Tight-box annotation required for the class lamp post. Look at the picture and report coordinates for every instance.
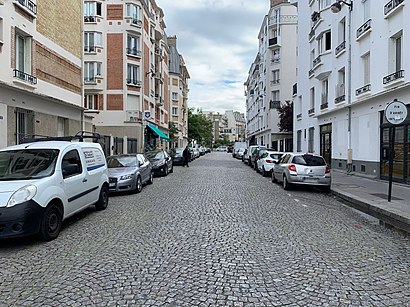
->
[331,0,353,172]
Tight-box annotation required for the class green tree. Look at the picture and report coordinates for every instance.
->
[188,108,213,146]
[168,121,179,147]
[277,100,293,132]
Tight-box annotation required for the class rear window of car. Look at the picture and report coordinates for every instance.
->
[292,155,326,166]
[270,153,282,160]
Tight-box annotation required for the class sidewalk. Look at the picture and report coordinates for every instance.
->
[330,170,410,234]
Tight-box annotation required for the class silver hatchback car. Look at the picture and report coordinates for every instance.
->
[271,153,331,191]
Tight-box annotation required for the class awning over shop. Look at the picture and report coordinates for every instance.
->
[147,122,170,142]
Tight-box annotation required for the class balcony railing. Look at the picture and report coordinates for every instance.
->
[14,69,37,84]
[321,93,328,109]
[335,95,345,104]
[269,15,297,26]
[271,58,280,64]
[84,16,97,23]
[320,103,328,110]
[356,19,371,39]
[16,0,37,15]
[269,100,281,109]
[384,0,404,15]
[335,41,346,56]
[308,108,315,115]
[268,37,279,48]
[356,84,371,96]
[131,18,142,26]
[308,69,315,78]
[126,48,142,57]
[84,76,97,83]
[383,70,404,84]
[308,29,315,41]
[270,79,280,85]
[296,113,302,120]
[126,110,142,122]
[313,55,321,67]
[127,79,141,86]
[84,45,96,53]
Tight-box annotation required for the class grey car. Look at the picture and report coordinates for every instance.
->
[271,153,331,191]
[107,154,153,193]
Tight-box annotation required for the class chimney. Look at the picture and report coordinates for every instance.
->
[167,35,177,47]
[270,0,287,7]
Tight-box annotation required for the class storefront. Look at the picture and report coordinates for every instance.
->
[145,122,170,151]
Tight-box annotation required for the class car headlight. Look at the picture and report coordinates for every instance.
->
[156,161,165,167]
[120,174,134,180]
[7,185,37,208]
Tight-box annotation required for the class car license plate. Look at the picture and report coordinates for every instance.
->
[109,183,115,188]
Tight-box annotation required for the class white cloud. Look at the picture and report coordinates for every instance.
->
[156,0,268,113]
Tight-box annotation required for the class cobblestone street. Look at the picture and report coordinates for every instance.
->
[0,152,409,306]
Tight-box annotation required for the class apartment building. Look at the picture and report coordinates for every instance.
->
[168,35,189,148]
[244,0,297,151]
[293,0,409,184]
[224,110,246,142]
[83,0,170,154]
[0,0,84,149]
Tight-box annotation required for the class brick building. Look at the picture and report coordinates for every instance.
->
[0,0,85,148]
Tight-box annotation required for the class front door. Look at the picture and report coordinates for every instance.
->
[320,124,332,166]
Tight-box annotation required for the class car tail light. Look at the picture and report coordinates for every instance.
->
[325,165,331,174]
[288,164,297,172]
[266,159,273,163]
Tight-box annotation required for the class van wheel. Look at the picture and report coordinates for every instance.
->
[135,176,142,193]
[148,172,154,184]
[95,185,109,210]
[283,176,292,190]
[39,203,63,241]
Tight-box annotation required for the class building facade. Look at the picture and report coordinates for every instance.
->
[224,110,246,142]
[83,0,170,154]
[168,36,189,148]
[0,0,85,149]
[245,0,297,151]
[293,0,410,184]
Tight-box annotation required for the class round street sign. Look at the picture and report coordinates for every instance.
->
[385,100,408,125]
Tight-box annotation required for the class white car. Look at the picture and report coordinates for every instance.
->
[0,140,109,241]
[216,146,227,152]
[256,151,283,176]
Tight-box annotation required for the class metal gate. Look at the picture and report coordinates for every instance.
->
[127,138,138,154]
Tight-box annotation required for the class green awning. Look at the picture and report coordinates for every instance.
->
[147,122,170,142]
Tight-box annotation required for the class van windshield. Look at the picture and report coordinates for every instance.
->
[0,149,59,181]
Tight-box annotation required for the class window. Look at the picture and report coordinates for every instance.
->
[362,52,370,85]
[16,108,34,144]
[172,92,178,101]
[84,32,102,52]
[310,49,315,67]
[336,68,345,98]
[321,79,329,106]
[363,0,370,22]
[84,62,101,82]
[172,107,178,116]
[126,3,141,19]
[272,70,280,83]
[318,30,331,53]
[127,35,140,56]
[0,17,3,45]
[338,18,346,44]
[319,0,332,9]
[271,90,279,101]
[394,35,402,72]
[84,2,102,17]
[62,150,82,179]
[308,127,315,153]
[127,64,140,85]
[310,87,315,110]
[15,33,32,74]
[84,94,99,110]
[297,130,302,152]
[272,50,280,62]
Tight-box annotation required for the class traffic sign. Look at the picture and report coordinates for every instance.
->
[385,99,407,125]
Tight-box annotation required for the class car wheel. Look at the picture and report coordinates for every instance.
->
[38,203,63,241]
[170,164,174,173]
[135,176,142,193]
[322,185,331,193]
[271,171,277,183]
[262,167,267,177]
[283,175,292,190]
[148,171,154,185]
[164,166,168,176]
[95,185,109,210]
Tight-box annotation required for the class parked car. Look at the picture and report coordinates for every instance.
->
[256,151,283,176]
[106,154,153,193]
[271,153,331,191]
[145,150,173,176]
[198,147,206,156]
[169,147,185,165]
[227,146,234,153]
[250,147,269,169]
[243,145,259,165]
[0,140,109,241]
[216,146,227,152]
[233,142,247,158]
[235,147,246,159]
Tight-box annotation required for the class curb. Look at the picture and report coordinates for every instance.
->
[331,189,410,235]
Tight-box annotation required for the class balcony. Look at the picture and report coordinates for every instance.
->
[335,95,345,104]
[308,108,315,115]
[14,0,37,16]
[308,69,315,78]
[270,79,280,86]
[269,15,297,26]
[84,76,97,84]
[127,79,141,87]
[84,16,97,23]
[335,41,346,56]
[269,100,281,109]
[84,45,96,53]
[296,113,302,120]
[268,37,281,49]
[125,110,142,122]
[14,69,37,85]
[126,48,142,57]
[292,83,297,96]
[156,98,164,107]
[356,19,371,40]
[312,55,321,68]
[384,0,404,16]
[383,70,404,84]
[356,84,371,96]
[131,18,142,27]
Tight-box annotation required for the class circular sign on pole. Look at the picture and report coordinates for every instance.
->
[385,99,408,125]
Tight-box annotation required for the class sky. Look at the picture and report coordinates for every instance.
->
[156,0,269,114]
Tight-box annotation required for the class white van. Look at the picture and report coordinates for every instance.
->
[0,141,109,241]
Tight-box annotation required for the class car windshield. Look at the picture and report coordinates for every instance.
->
[107,156,137,168]
[0,149,59,181]
[293,155,326,166]
[270,153,282,160]
[175,148,183,154]
[146,151,165,160]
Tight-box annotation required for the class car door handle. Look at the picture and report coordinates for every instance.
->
[82,178,88,183]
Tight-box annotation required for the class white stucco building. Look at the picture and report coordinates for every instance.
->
[245,0,297,151]
[292,0,409,184]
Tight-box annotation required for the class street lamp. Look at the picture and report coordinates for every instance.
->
[331,0,353,172]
